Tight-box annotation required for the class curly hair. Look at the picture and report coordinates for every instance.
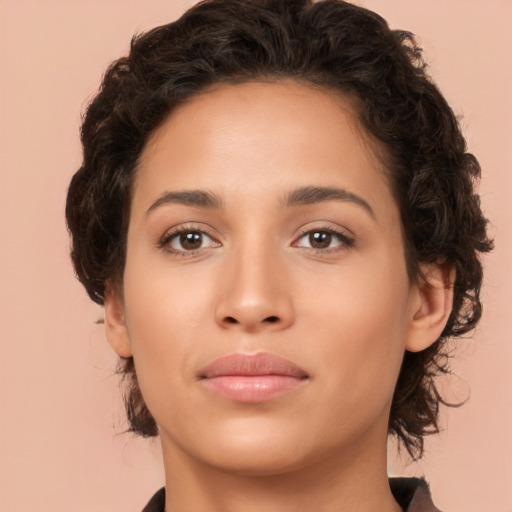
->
[65,0,493,459]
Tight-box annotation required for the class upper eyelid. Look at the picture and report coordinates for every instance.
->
[294,223,354,239]
[160,223,219,240]
[296,229,352,241]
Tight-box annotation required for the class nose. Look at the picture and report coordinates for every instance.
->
[214,243,295,333]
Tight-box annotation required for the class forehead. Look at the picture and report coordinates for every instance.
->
[143,80,379,161]
[135,80,396,221]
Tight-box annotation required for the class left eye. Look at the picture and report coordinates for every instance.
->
[294,230,349,250]
[166,230,219,252]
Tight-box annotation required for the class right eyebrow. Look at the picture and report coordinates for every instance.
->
[145,190,223,216]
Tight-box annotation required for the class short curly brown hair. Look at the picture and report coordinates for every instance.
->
[66,0,493,459]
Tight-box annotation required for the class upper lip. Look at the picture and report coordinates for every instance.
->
[199,353,309,379]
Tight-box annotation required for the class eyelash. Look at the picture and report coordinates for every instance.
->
[158,225,355,256]
[293,226,355,253]
[158,224,219,256]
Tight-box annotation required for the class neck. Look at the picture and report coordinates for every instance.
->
[160,431,402,512]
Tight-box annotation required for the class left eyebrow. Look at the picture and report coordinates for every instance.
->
[281,186,376,220]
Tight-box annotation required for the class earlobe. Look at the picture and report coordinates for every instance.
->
[405,263,455,353]
[104,281,133,358]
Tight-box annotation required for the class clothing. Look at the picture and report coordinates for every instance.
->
[142,477,441,512]
[389,478,442,512]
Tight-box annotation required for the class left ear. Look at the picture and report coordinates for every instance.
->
[405,263,455,353]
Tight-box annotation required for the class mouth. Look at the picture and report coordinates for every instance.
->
[198,353,309,403]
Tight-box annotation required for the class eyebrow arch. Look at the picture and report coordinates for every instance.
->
[282,186,376,220]
[146,189,223,215]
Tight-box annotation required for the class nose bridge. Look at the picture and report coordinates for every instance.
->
[215,232,294,331]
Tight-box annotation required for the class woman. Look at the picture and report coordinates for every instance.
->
[65,1,492,510]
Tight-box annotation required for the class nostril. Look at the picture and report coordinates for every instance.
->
[221,315,281,327]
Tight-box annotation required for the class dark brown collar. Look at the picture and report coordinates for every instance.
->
[390,478,442,512]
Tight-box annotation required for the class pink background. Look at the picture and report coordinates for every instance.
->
[0,1,510,511]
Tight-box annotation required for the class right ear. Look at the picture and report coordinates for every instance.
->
[104,281,132,358]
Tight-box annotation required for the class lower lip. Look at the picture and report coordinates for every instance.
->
[201,375,307,402]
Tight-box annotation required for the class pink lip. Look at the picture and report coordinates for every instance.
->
[199,353,309,403]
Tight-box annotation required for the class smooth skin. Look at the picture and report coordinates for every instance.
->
[104,81,454,512]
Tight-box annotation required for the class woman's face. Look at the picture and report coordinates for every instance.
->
[107,81,426,474]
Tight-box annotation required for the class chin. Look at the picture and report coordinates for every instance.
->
[162,414,317,476]
[206,444,311,477]
[175,414,348,477]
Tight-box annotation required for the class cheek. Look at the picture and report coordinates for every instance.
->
[299,254,411,407]
[121,255,214,399]
[124,244,213,332]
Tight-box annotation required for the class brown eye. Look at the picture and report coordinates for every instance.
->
[294,228,352,252]
[308,231,332,249]
[179,231,203,250]
[165,229,219,253]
